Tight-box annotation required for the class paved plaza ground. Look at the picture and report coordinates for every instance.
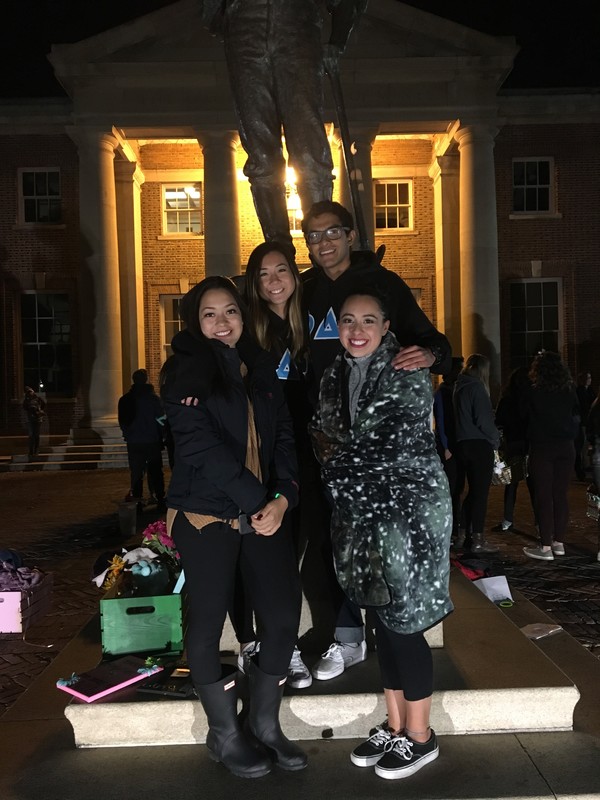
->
[1,466,599,715]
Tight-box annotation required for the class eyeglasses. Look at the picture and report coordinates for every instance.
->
[305,226,350,245]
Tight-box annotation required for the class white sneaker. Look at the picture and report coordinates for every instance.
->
[237,641,259,674]
[551,541,566,556]
[287,646,312,689]
[312,640,367,680]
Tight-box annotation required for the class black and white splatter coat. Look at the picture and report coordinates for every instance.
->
[310,332,453,635]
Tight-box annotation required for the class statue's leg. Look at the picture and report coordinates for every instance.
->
[276,55,334,215]
[225,46,292,247]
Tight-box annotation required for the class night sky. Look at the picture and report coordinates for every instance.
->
[2,0,598,98]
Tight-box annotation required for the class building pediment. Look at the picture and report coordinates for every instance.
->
[48,0,518,135]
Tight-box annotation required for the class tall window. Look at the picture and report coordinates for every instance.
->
[508,280,561,369]
[374,180,412,230]
[21,293,72,394]
[162,185,202,234]
[160,295,184,360]
[19,168,61,224]
[512,158,553,214]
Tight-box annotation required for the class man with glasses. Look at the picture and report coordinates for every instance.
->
[299,199,451,681]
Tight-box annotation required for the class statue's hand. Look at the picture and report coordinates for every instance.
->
[322,43,342,76]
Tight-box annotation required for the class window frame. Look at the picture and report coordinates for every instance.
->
[510,157,560,219]
[373,178,414,232]
[507,278,563,370]
[161,183,203,237]
[17,167,62,226]
[159,294,185,362]
[20,290,73,396]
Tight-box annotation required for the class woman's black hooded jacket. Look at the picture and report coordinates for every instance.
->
[161,328,299,518]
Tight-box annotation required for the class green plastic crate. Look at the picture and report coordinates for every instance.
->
[100,590,185,657]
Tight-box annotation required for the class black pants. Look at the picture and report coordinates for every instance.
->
[126,442,164,500]
[529,439,575,546]
[172,512,301,686]
[374,615,433,701]
[456,439,494,534]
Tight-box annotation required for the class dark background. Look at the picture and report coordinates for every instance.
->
[2,0,599,97]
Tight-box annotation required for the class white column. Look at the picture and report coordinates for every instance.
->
[115,160,146,383]
[197,131,241,276]
[68,128,123,435]
[429,153,461,354]
[455,124,501,383]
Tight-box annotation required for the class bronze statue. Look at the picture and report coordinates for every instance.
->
[202,1,367,249]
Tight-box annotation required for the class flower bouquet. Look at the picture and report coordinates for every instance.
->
[92,521,181,597]
[141,520,180,575]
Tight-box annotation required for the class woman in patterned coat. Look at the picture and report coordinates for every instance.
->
[310,287,452,781]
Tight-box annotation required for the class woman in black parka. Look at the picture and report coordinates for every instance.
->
[160,276,305,778]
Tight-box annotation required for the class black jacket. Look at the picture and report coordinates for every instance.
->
[301,249,451,398]
[162,329,299,518]
[522,385,580,443]
[118,383,164,444]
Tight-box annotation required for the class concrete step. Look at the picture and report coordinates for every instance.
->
[61,570,580,748]
[2,446,168,472]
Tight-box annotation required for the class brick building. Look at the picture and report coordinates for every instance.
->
[1,0,598,438]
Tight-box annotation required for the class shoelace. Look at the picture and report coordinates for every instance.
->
[384,736,413,761]
[289,648,306,671]
[367,728,393,747]
[320,642,343,661]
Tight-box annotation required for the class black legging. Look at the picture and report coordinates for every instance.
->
[529,439,575,546]
[373,615,433,701]
[456,439,494,534]
[172,512,301,686]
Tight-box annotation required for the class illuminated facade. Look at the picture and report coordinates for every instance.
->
[1,0,598,436]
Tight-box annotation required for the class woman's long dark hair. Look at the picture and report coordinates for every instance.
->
[529,351,572,391]
[244,241,307,359]
[160,276,251,400]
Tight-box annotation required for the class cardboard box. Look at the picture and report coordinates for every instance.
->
[0,572,53,633]
[100,588,186,657]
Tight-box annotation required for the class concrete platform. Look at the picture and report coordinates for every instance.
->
[34,571,580,747]
[3,573,600,799]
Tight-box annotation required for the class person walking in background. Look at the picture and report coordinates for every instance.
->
[310,288,452,780]
[452,354,500,554]
[575,370,595,480]
[492,366,536,533]
[118,369,166,513]
[522,352,580,561]
[22,386,46,458]
[160,276,306,778]
[433,357,464,543]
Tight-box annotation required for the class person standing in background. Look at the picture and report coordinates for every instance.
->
[575,371,595,480]
[22,386,46,458]
[452,354,500,554]
[522,351,580,561]
[492,366,536,533]
[433,357,464,544]
[118,369,166,513]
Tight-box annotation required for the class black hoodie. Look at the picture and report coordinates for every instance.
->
[301,249,451,401]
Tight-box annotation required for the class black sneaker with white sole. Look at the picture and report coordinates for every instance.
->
[350,727,395,767]
[374,730,439,780]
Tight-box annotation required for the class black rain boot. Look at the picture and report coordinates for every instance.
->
[247,659,308,771]
[196,665,271,778]
[470,532,499,554]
